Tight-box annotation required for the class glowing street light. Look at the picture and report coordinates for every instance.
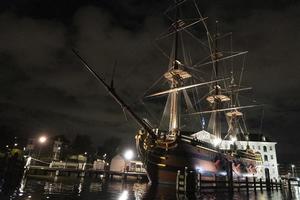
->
[124,150,134,160]
[39,136,47,144]
[38,136,47,159]
[291,164,295,177]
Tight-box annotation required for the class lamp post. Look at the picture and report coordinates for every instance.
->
[38,136,47,159]
[124,150,134,172]
[291,164,295,177]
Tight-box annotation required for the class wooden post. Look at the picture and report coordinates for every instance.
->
[214,174,217,188]
[237,177,240,192]
[288,179,292,193]
[197,173,201,191]
[275,179,278,191]
[184,167,187,192]
[279,179,283,190]
[227,161,233,193]
[260,178,263,192]
[176,170,180,191]
[270,179,273,191]
[253,177,256,193]
[246,177,249,194]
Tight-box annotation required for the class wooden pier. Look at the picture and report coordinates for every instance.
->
[25,165,148,181]
[175,167,299,194]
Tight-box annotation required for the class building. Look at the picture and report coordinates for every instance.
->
[219,134,279,180]
[110,154,146,173]
[52,139,62,160]
[278,162,299,178]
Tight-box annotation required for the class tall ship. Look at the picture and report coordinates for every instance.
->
[74,0,263,184]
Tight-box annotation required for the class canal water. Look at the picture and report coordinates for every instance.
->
[0,176,299,200]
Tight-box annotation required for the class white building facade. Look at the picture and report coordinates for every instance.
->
[219,139,279,180]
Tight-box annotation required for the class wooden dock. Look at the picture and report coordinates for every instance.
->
[176,168,298,193]
[25,165,148,181]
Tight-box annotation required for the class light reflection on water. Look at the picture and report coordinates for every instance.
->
[1,176,299,200]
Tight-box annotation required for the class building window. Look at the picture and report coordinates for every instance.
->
[263,146,267,152]
[264,155,268,161]
[270,146,273,151]
[252,145,255,149]
[271,155,274,160]
[258,146,261,150]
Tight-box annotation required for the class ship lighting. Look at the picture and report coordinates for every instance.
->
[195,166,203,173]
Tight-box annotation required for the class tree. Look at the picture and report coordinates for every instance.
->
[97,137,122,162]
[70,134,93,155]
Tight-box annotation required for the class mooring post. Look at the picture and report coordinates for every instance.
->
[275,179,278,191]
[288,179,292,193]
[197,173,201,191]
[176,170,180,191]
[279,179,282,190]
[246,177,249,194]
[253,177,256,193]
[270,179,273,191]
[260,178,263,192]
[227,161,233,193]
[237,177,240,192]
[214,174,217,188]
[184,167,187,192]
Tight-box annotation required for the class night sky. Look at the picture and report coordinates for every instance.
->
[0,0,299,162]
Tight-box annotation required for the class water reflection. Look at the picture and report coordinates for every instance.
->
[0,176,299,200]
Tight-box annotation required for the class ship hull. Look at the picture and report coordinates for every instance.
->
[136,133,259,184]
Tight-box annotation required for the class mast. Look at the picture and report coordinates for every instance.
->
[206,20,230,140]
[168,0,180,134]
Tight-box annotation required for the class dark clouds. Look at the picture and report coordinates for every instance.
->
[0,0,299,161]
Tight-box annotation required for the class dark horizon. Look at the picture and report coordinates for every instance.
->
[0,0,299,162]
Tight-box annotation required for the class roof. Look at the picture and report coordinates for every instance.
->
[248,133,273,142]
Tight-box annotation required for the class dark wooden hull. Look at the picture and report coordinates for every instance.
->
[136,133,259,184]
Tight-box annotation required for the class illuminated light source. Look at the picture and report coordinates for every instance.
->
[230,136,237,142]
[212,138,222,147]
[14,143,18,147]
[39,136,47,144]
[195,166,203,173]
[118,190,128,200]
[124,150,134,160]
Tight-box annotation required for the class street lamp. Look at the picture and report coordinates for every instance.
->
[123,150,134,173]
[291,164,295,177]
[39,136,47,144]
[38,136,47,159]
[124,150,134,160]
